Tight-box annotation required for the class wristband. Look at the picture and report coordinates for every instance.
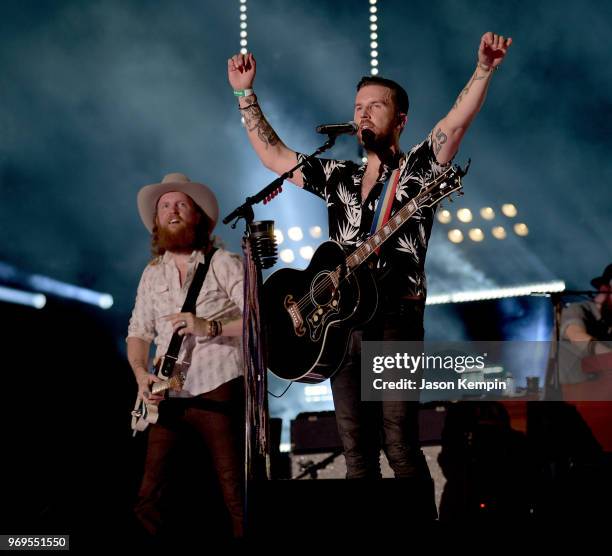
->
[233,88,254,97]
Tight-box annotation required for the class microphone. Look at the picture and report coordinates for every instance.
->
[316,121,358,136]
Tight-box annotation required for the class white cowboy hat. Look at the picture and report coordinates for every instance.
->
[137,173,219,233]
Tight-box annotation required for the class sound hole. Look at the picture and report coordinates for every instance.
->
[310,271,336,306]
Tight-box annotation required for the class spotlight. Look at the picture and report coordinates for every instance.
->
[492,226,506,240]
[501,203,517,217]
[480,207,495,220]
[288,226,303,241]
[514,223,529,236]
[448,229,464,243]
[437,209,451,224]
[457,208,473,223]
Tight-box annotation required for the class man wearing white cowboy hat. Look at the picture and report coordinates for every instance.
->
[127,173,245,540]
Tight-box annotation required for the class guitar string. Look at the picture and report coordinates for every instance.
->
[294,193,442,312]
[293,184,435,310]
[292,169,457,314]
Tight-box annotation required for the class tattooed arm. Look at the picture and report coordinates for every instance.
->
[227,52,303,187]
[431,32,512,164]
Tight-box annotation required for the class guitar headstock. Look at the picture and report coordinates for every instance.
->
[418,159,470,209]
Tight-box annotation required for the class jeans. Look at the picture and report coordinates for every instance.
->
[330,299,431,480]
[134,378,244,538]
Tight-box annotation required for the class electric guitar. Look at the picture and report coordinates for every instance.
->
[130,370,185,434]
[262,161,468,383]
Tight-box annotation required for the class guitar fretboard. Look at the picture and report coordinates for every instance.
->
[329,164,461,284]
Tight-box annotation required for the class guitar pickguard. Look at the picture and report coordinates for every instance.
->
[305,290,341,342]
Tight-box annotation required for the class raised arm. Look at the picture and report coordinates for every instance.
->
[227,52,303,187]
[432,32,512,164]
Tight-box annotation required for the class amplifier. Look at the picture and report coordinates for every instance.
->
[290,411,341,454]
[290,404,447,453]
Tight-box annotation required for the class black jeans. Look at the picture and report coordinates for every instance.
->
[330,299,431,480]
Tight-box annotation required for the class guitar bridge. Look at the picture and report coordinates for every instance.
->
[284,295,305,337]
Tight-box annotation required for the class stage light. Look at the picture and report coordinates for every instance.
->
[28,275,114,309]
[288,226,303,241]
[304,384,333,403]
[309,226,322,238]
[514,223,529,236]
[448,229,464,243]
[279,249,295,263]
[0,285,46,309]
[468,228,484,242]
[426,280,566,305]
[457,208,473,223]
[274,229,284,245]
[299,246,314,260]
[480,207,495,220]
[437,209,451,224]
[492,226,507,239]
[239,1,248,54]
[501,203,517,217]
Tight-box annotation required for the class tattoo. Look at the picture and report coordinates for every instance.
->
[433,127,447,155]
[452,70,486,110]
[241,101,280,149]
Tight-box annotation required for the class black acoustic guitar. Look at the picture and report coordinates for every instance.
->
[263,161,468,383]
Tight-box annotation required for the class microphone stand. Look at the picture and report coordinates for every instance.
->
[223,135,337,228]
[222,135,338,531]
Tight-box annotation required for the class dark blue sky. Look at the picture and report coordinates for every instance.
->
[1,0,611,333]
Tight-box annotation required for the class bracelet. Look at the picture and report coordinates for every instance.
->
[476,61,498,72]
[207,320,222,337]
[233,88,254,97]
[239,102,259,111]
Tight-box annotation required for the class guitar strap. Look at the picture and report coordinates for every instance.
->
[131,248,217,434]
[369,157,404,254]
[156,247,217,379]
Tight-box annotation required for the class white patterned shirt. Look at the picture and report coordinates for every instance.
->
[127,248,244,396]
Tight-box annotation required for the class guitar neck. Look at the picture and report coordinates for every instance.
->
[338,165,457,278]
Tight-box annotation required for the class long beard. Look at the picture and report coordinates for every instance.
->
[157,223,197,253]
